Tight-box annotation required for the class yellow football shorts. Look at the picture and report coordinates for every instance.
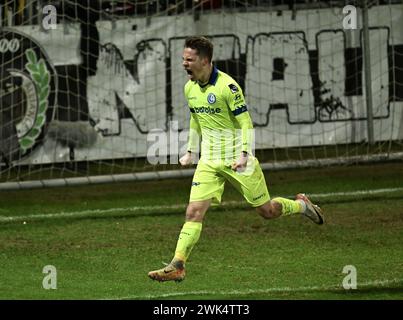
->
[189,156,270,207]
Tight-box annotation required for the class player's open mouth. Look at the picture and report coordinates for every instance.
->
[185,69,193,75]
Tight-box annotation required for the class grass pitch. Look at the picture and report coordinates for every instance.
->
[0,162,402,299]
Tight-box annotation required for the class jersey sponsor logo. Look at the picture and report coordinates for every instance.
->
[192,181,201,186]
[190,106,221,114]
[228,83,239,93]
[207,93,216,104]
[234,94,242,101]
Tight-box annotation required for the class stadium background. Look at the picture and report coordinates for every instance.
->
[0,0,402,300]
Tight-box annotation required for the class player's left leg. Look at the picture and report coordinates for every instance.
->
[222,156,323,223]
[256,197,302,219]
[255,200,282,219]
[256,195,324,224]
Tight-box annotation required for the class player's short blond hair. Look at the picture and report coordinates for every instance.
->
[184,36,213,62]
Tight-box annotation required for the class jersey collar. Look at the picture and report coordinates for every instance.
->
[198,65,218,88]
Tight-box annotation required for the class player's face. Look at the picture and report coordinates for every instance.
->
[182,47,208,82]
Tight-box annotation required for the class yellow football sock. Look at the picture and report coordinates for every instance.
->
[272,197,302,216]
[174,221,202,263]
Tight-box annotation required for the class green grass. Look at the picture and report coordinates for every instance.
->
[0,162,402,299]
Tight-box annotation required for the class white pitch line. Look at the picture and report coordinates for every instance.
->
[105,278,403,300]
[309,187,403,198]
[1,187,403,223]
[0,204,186,223]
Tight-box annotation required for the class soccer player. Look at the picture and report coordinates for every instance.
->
[148,36,324,282]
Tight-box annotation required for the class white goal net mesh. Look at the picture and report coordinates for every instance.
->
[1,0,402,189]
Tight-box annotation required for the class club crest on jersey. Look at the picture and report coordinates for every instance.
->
[207,93,216,104]
[228,84,239,93]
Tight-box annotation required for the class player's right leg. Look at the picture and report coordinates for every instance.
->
[148,200,210,282]
[150,200,209,282]
[148,160,224,282]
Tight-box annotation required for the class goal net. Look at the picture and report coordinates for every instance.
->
[1,0,402,189]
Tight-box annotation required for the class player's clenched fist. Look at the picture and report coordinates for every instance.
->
[231,152,248,172]
[179,151,193,166]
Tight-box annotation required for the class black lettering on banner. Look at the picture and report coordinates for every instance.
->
[272,57,286,80]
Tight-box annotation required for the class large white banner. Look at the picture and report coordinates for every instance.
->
[2,5,402,165]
